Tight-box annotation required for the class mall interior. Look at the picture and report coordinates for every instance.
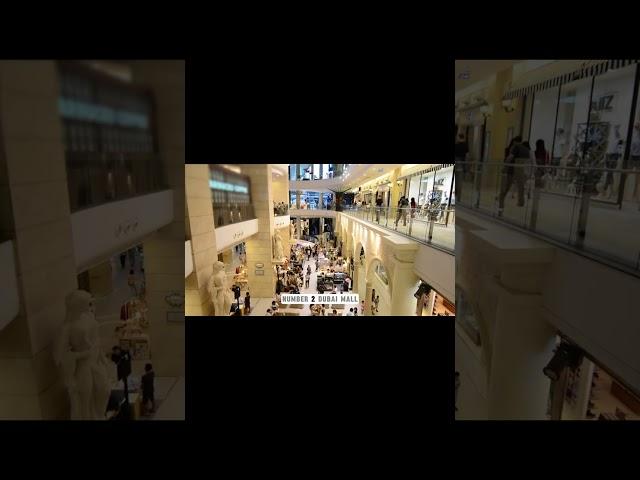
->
[455,59,640,420]
[185,163,455,318]
[0,60,185,420]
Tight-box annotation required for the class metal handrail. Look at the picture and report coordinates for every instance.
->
[455,159,640,271]
[341,205,455,251]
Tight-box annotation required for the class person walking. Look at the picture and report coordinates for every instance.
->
[374,295,380,313]
[499,136,529,213]
[410,197,417,218]
[142,363,156,415]
[244,291,251,315]
[305,272,310,288]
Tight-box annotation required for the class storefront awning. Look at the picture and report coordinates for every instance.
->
[503,60,640,100]
[398,164,454,181]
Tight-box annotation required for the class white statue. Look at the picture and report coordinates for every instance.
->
[273,230,284,260]
[209,261,234,316]
[290,221,295,239]
[53,290,113,420]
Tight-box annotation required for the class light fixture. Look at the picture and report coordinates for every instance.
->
[543,342,583,381]
[502,98,517,113]
[480,104,493,119]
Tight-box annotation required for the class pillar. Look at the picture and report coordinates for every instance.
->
[0,60,77,419]
[389,262,420,317]
[487,283,556,420]
[242,164,277,298]
[363,281,373,316]
[185,164,216,317]
[131,60,185,378]
[389,168,401,208]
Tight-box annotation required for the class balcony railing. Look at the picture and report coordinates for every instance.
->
[342,205,455,252]
[456,159,640,271]
[290,204,337,211]
[66,152,167,212]
[212,203,256,228]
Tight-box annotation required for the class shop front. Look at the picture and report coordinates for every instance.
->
[507,60,640,206]
[546,336,640,421]
[415,281,455,317]
[402,164,455,213]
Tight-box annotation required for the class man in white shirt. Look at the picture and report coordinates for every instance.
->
[343,308,355,316]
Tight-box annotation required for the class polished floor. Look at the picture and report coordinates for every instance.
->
[93,253,185,420]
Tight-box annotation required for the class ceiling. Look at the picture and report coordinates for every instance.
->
[455,60,521,92]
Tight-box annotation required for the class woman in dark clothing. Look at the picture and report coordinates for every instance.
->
[244,292,251,314]
[534,139,549,187]
[142,363,155,415]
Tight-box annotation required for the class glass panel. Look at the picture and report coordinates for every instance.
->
[583,63,638,265]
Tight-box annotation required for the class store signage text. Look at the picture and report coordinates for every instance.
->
[591,94,615,112]
[233,231,244,240]
[115,219,139,238]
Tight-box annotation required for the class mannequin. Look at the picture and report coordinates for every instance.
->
[53,290,113,420]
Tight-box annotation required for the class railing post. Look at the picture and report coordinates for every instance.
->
[428,215,435,243]
[574,169,595,249]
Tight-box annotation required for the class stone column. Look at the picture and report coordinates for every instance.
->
[389,262,420,317]
[487,282,556,420]
[363,281,373,316]
[0,60,78,419]
[242,164,276,298]
[185,164,216,317]
[131,60,185,378]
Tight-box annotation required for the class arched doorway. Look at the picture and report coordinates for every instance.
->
[365,258,391,316]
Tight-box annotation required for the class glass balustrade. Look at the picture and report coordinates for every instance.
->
[341,204,455,252]
[212,203,256,228]
[66,151,167,212]
[456,159,640,271]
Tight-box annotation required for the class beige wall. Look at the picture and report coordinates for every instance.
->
[272,172,289,204]
[185,165,217,317]
[242,164,277,298]
[0,60,76,419]
[337,213,420,316]
[131,61,185,377]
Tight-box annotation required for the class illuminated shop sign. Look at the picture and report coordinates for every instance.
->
[58,98,149,129]
[209,179,249,194]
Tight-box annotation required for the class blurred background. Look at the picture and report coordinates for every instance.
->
[0,60,184,420]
